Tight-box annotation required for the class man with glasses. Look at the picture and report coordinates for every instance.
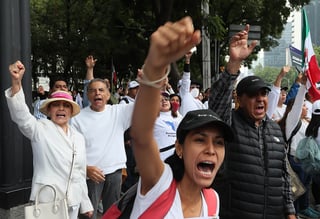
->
[72,78,134,219]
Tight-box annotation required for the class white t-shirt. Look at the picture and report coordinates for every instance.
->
[71,103,134,174]
[130,164,220,219]
[154,111,182,161]
[273,104,287,121]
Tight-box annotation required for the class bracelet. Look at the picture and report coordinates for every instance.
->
[138,65,171,89]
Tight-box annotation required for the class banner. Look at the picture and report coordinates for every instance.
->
[289,45,302,69]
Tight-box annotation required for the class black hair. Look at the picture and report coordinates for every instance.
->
[165,150,184,182]
[169,93,182,106]
[305,114,320,138]
[49,75,68,89]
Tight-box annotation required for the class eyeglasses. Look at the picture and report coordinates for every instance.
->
[160,97,169,102]
[245,89,269,98]
[88,88,107,93]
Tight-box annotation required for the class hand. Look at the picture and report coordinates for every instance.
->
[227,24,257,73]
[87,166,105,183]
[143,16,201,81]
[9,60,25,95]
[301,73,307,85]
[279,66,291,78]
[85,55,97,69]
[9,60,25,81]
[274,66,291,87]
[287,214,297,219]
[83,211,93,218]
[295,73,303,84]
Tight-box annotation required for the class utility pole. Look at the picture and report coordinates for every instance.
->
[201,0,211,90]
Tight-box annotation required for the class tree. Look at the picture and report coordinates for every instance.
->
[30,0,311,91]
[254,64,299,88]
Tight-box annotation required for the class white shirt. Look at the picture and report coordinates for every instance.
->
[273,104,287,121]
[119,95,135,104]
[286,85,308,156]
[154,111,182,160]
[71,103,134,174]
[179,72,206,116]
[130,164,220,219]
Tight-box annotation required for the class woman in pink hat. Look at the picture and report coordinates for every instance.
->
[5,61,93,219]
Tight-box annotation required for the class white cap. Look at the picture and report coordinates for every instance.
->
[312,100,320,115]
[128,81,139,89]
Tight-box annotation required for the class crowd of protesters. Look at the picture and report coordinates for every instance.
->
[6,16,320,219]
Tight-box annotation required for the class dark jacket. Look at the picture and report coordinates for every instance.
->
[209,71,295,219]
[214,109,287,219]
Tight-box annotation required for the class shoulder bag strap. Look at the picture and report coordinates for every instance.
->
[66,142,76,198]
[287,120,302,155]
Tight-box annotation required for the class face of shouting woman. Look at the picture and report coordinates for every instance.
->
[176,126,226,188]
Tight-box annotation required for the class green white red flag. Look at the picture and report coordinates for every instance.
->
[302,9,320,101]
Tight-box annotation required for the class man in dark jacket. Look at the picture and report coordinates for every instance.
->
[209,25,296,219]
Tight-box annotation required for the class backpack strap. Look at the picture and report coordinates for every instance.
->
[159,144,175,153]
[202,188,218,216]
[102,183,138,219]
[139,180,177,219]
[121,97,129,104]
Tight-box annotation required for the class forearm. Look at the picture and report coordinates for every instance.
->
[11,79,22,96]
[266,85,280,118]
[132,65,166,140]
[226,59,241,75]
[85,68,94,80]
[209,70,239,125]
[285,85,307,138]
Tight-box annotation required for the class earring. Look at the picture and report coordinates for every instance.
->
[178,154,182,159]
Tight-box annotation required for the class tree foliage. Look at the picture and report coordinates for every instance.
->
[253,65,298,88]
[253,44,320,88]
[30,0,310,91]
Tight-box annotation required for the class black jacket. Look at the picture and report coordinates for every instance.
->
[214,109,288,219]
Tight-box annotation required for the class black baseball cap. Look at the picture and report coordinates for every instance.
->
[176,109,234,144]
[236,76,271,96]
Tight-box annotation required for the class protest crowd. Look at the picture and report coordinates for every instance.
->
[5,13,320,219]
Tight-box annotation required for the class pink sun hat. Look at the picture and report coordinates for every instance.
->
[40,91,80,117]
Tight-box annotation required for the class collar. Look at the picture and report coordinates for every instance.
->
[236,108,267,128]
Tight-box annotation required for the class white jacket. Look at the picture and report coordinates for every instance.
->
[5,88,93,214]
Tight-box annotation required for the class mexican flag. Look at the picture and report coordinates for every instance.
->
[302,9,320,101]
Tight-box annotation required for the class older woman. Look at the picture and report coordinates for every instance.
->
[5,61,93,219]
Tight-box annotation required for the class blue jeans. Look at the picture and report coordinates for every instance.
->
[288,155,312,212]
[79,169,122,219]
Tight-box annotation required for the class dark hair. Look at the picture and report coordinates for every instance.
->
[305,114,320,138]
[169,94,181,106]
[49,75,68,90]
[169,93,181,118]
[165,150,184,182]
